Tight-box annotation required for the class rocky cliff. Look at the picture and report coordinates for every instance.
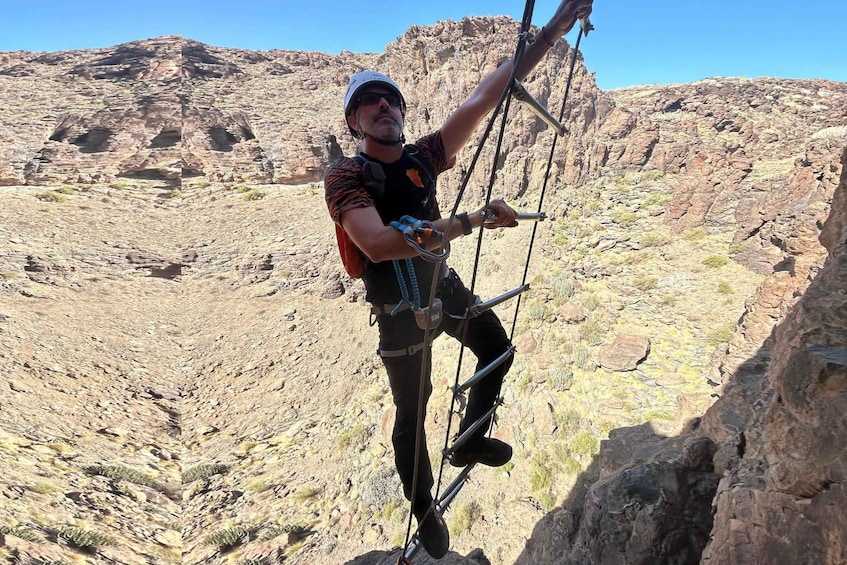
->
[513,146,847,564]
[0,17,845,565]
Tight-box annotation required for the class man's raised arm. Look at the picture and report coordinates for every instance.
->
[440,0,593,161]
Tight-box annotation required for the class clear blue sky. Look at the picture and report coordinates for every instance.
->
[1,0,844,90]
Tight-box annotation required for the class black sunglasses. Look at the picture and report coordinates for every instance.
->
[356,91,403,109]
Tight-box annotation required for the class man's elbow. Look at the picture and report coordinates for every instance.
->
[361,234,408,263]
[362,246,391,264]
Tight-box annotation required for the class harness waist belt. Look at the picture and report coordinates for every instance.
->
[378,342,426,358]
[370,302,412,316]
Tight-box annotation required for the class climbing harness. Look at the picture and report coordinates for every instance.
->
[393,2,595,561]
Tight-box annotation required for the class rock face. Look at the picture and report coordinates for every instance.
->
[524,434,719,565]
[0,20,845,565]
[605,80,847,284]
[515,147,847,565]
[700,147,847,564]
[0,22,604,190]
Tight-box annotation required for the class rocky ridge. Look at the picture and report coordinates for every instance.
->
[0,18,845,565]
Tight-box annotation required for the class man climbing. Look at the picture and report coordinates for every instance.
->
[324,0,593,558]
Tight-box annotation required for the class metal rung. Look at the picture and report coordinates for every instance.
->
[402,536,422,561]
[515,211,546,222]
[452,347,515,395]
[512,80,567,136]
[443,400,503,458]
[403,464,477,562]
[468,285,529,318]
[483,210,546,224]
[438,463,475,509]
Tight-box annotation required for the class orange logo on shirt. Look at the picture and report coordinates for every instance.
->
[407,168,424,188]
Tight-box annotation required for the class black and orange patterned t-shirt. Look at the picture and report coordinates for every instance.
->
[324,131,455,306]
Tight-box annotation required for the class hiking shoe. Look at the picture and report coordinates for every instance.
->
[415,504,449,559]
[449,437,513,468]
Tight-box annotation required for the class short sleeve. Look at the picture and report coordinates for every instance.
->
[413,131,456,176]
[324,156,374,225]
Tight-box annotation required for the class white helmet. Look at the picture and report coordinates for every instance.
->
[343,70,406,138]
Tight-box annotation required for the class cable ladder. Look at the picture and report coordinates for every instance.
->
[396,3,593,561]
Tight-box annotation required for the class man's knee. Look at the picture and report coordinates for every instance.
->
[394,407,417,429]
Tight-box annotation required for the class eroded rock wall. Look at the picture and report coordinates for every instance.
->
[0,21,605,189]
[701,147,847,565]
[515,148,846,565]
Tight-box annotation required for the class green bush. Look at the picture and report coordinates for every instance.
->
[245,480,271,493]
[660,293,678,306]
[451,501,482,535]
[580,292,601,311]
[86,464,156,486]
[707,324,735,347]
[643,409,675,421]
[529,457,553,491]
[260,522,309,541]
[293,486,321,500]
[633,275,658,292]
[554,407,581,436]
[683,228,706,242]
[183,462,229,483]
[525,299,548,322]
[702,255,728,268]
[204,525,253,549]
[562,456,582,474]
[717,281,733,294]
[611,210,638,226]
[0,524,44,542]
[337,423,369,449]
[642,191,670,207]
[549,366,574,392]
[569,429,599,456]
[728,242,746,254]
[36,191,67,203]
[29,482,63,495]
[571,343,593,369]
[551,274,575,299]
[578,318,605,346]
[58,526,114,550]
[640,233,666,247]
[241,189,265,201]
[377,499,402,523]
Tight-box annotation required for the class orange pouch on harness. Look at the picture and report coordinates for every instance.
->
[335,223,366,278]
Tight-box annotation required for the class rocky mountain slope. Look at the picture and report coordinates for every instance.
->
[1,18,845,565]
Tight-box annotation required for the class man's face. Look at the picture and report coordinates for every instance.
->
[348,87,404,142]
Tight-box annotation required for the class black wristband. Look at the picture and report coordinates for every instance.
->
[457,212,473,235]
